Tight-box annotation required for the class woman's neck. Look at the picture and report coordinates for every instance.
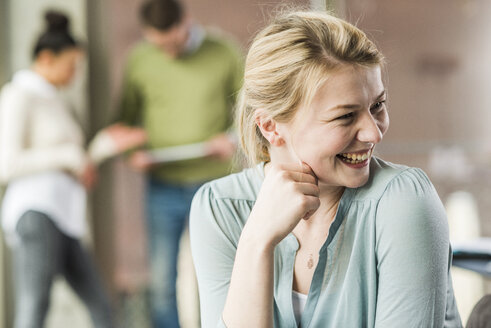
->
[302,185,344,228]
[32,63,57,87]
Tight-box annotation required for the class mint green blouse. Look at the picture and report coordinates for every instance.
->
[190,157,462,328]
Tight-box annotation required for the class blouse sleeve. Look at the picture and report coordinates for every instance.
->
[190,184,242,328]
[87,130,118,165]
[0,88,86,183]
[374,168,462,327]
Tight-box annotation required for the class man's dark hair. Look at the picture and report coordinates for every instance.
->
[140,0,183,31]
[33,10,78,59]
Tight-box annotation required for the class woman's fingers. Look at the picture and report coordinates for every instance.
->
[299,195,321,220]
[287,171,317,184]
[249,161,321,245]
[275,162,313,174]
[293,181,320,197]
[272,163,317,184]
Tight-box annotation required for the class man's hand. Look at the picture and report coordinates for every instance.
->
[205,133,237,161]
[128,150,154,172]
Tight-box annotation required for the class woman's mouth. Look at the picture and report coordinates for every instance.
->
[336,148,373,166]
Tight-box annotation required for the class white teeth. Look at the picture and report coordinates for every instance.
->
[339,149,372,163]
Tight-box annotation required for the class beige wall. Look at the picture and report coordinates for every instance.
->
[339,0,491,169]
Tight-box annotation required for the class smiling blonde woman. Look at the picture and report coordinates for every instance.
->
[190,10,462,328]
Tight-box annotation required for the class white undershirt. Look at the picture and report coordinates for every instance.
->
[292,290,308,325]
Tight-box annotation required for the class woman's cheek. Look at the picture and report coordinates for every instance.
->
[379,112,390,135]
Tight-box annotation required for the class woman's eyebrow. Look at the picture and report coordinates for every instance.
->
[327,103,361,112]
[326,90,387,112]
[374,90,387,101]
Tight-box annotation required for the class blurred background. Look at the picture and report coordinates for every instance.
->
[0,0,490,327]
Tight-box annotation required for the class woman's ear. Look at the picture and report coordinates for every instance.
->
[255,109,285,147]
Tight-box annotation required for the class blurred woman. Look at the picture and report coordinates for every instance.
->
[0,10,145,328]
[190,10,462,327]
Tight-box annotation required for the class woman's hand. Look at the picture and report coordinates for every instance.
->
[79,161,98,190]
[104,123,147,152]
[246,162,320,247]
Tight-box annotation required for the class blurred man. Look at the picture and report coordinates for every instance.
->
[118,0,242,326]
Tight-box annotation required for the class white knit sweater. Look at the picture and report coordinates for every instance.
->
[0,70,117,244]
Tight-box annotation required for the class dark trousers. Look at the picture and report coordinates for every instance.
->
[145,178,202,328]
[12,210,113,328]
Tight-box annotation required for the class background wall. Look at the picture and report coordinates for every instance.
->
[341,0,491,169]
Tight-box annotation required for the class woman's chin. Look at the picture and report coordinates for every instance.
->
[316,173,370,190]
[345,174,371,189]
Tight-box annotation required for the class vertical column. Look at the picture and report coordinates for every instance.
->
[0,4,12,328]
[86,0,119,295]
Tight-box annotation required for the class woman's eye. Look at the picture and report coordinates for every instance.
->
[371,101,386,112]
[336,112,354,120]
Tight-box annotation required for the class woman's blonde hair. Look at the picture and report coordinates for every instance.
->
[237,10,384,165]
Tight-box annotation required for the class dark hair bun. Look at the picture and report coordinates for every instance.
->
[32,10,77,58]
[45,10,69,33]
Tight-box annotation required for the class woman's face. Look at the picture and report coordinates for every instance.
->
[49,47,82,86]
[278,64,389,189]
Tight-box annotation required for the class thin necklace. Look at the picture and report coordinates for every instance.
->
[307,253,314,269]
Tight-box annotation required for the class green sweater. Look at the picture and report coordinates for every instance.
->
[119,34,243,184]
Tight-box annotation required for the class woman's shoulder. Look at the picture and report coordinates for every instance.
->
[0,82,37,114]
[1,81,32,99]
[368,158,449,256]
[190,164,264,246]
[199,163,264,203]
[355,157,435,202]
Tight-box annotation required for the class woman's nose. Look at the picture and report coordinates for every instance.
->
[357,113,383,144]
